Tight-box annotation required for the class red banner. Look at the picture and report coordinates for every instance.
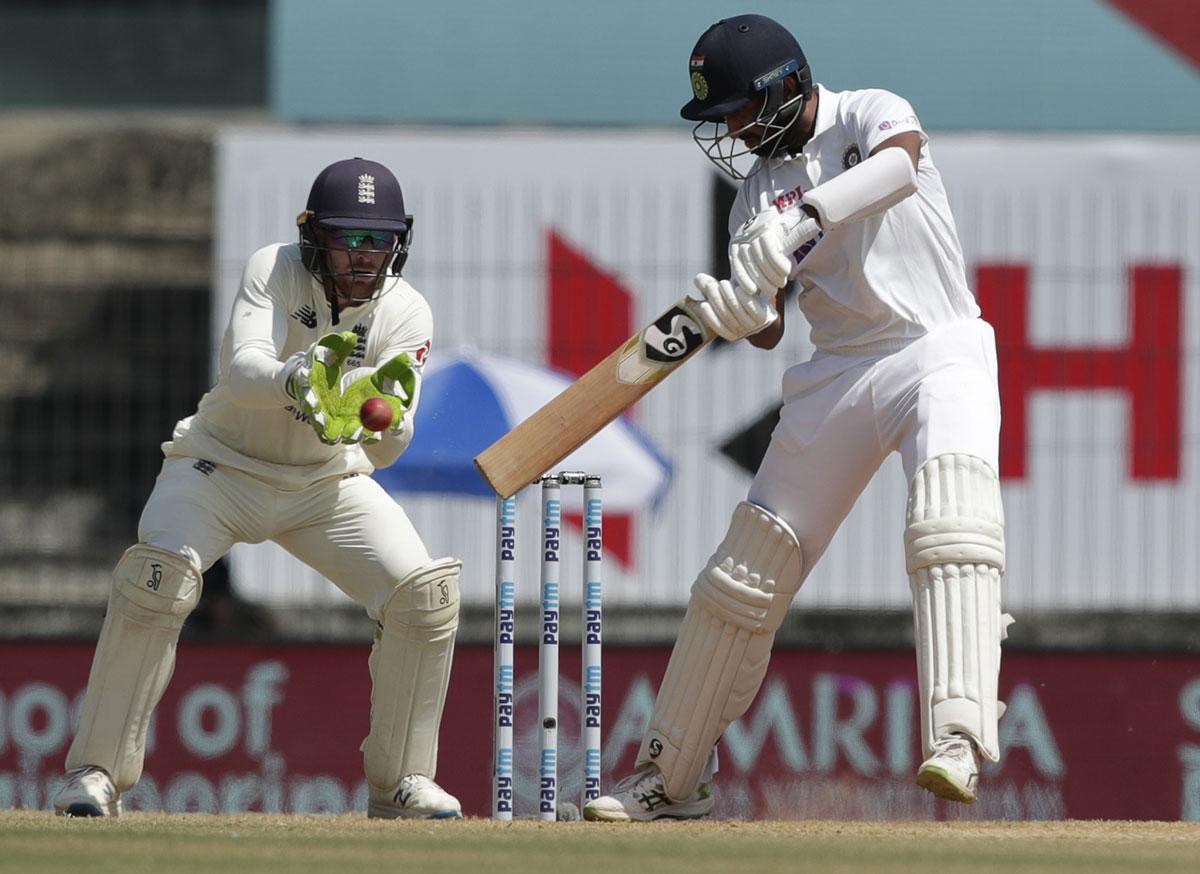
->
[2,642,1198,820]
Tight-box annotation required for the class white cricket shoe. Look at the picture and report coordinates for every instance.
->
[367,774,462,820]
[916,733,980,803]
[54,766,121,817]
[583,765,714,822]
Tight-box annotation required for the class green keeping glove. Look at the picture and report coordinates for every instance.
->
[338,353,417,445]
[296,331,364,445]
[296,331,417,445]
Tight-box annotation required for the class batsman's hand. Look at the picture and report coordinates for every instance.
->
[692,272,778,342]
[729,207,821,295]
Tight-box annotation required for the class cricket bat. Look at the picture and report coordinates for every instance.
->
[473,295,718,498]
[475,220,814,498]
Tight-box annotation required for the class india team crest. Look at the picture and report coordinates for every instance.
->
[690,55,708,101]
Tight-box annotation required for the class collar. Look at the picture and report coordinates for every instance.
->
[318,274,391,326]
[764,85,836,171]
[808,84,838,144]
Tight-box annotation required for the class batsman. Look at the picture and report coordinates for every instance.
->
[586,15,1011,820]
[54,158,464,819]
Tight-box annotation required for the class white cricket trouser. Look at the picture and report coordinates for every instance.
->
[749,318,1001,579]
[140,457,431,617]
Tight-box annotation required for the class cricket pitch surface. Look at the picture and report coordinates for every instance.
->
[3,812,1198,873]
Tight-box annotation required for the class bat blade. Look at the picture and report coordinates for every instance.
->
[474,297,713,497]
[476,219,809,497]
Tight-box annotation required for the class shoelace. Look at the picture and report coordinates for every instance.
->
[933,738,976,766]
[612,767,661,793]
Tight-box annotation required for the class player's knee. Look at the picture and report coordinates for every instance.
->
[111,544,204,627]
[904,454,1004,573]
[381,557,461,634]
[690,501,803,635]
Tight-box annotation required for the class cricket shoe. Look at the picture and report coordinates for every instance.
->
[367,774,462,820]
[916,733,980,803]
[583,765,714,822]
[54,766,121,817]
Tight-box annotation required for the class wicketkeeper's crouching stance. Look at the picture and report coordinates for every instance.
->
[55,158,464,820]
[586,16,1012,821]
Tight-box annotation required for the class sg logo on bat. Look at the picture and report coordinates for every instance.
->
[616,300,709,385]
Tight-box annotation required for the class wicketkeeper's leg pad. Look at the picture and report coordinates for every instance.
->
[907,454,1013,762]
[637,502,803,800]
[66,544,203,791]
[362,557,461,795]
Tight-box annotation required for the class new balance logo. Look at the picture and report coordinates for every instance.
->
[193,460,216,476]
[291,305,318,329]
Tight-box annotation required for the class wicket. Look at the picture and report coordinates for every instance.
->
[493,472,603,821]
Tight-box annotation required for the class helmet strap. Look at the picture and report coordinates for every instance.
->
[329,289,341,326]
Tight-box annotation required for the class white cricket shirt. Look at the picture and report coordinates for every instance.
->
[165,243,433,490]
[731,84,979,353]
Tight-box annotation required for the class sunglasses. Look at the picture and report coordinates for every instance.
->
[329,228,398,250]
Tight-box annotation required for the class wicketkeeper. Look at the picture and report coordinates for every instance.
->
[587,15,1011,820]
[54,158,464,819]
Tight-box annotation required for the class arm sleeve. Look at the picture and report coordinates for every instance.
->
[226,247,295,409]
[361,296,435,470]
[850,89,926,156]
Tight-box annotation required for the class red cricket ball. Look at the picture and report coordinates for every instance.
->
[359,397,394,432]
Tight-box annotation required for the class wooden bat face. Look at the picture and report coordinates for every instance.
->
[475,297,714,498]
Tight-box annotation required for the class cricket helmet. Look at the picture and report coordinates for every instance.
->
[297,157,414,280]
[681,15,813,178]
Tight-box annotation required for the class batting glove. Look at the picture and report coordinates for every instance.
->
[691,272,778,342]
[729,208,821,295]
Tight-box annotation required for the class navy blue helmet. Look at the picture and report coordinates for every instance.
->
[682,15,813,178]
[296,158,414,321]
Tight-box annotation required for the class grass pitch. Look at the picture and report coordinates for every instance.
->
[2,813,1198,874]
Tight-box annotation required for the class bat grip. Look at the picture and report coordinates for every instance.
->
[685,211,820,304]
[780,211,821,250]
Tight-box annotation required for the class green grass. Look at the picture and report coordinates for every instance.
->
[2,813,1198,874]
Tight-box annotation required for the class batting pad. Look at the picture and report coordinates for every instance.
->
[66,545,203,791]
[906,454,1011,762]
[362,557,461,795]
[638,502,803,800]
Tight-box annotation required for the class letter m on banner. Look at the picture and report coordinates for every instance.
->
[977,264,1183,481]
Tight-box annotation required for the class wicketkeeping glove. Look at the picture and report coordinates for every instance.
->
[337,355,417,445]
[284,331,416,445]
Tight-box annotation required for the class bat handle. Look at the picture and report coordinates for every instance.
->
[781,210,821,249]
[687,211,819,303]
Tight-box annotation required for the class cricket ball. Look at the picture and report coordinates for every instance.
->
[359,397,394,432]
